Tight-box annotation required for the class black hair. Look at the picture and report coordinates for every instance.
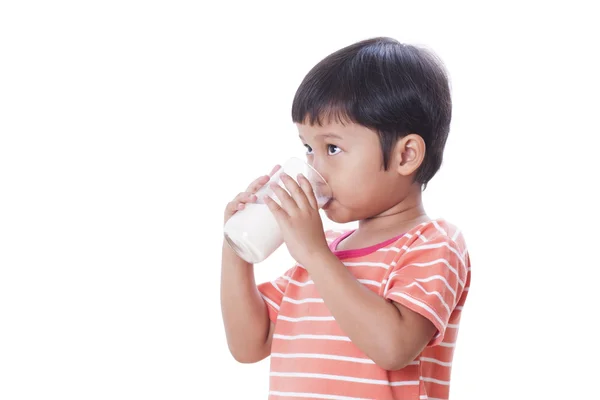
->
[291,37,452,188]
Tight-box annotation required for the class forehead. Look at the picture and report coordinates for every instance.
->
[296,121,375,141]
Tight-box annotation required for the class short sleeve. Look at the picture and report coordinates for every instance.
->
[257,267,295,323]
[383,235,469,346]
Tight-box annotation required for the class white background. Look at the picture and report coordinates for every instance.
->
[1,1,599,399]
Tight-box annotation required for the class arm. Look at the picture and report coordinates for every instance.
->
[304,251,436,371]
[220,241,275,363]
[263,174,457,370]
[220,168,280,363]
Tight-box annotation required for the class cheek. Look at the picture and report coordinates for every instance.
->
[332,169,380,207]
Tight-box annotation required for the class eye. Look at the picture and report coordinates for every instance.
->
[304,144,313,155]
[328,144,341,155]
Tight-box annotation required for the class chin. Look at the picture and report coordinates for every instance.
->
[323,207,353,224]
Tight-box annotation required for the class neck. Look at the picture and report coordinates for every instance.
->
[358,185,430,237]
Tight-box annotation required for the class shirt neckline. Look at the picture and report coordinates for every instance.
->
[329,230,405,260]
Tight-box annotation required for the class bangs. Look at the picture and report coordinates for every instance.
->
[291,69,360,127]
[290,40,413,135]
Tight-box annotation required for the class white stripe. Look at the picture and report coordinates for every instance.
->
[390,380,420,386]
[387,292,445,328]
[432,220,448,236]
[383,262,463,296]
[439,341,455,348]
[343,261,391,269]
[283,276,314,286]
[271,353,374,364]
[447,323,459,329]
[413,230,428,242]
[277,315,334,322]
[358,279,381,287]
[452,228,461,241]
[269,391,369,400]
[404,282,451,314]
[284,276,384,289]
[407,242,466,270]
[271,281,284,295]
[421,376,450,386]
[404,233,413,238]
[377,246,401,253]
[261,294,280,311]
[420,357,452,367]
[283,296,323,304]
[273,334,351,341]
[403,258,465,287]
[415,275,456,297]
[271,372,418,387]
[456,305,463,310]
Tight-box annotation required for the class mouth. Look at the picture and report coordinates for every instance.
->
[322,198,333,210]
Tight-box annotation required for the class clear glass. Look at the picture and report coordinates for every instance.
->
[223,157,332,264]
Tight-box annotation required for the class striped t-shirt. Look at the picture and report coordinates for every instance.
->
[257,219,471,400]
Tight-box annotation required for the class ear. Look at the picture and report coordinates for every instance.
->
[393,134,426,177]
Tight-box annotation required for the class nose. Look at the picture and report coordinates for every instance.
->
[308,158,330,190]
[308,157,327,182]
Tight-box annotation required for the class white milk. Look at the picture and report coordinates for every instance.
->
[223,203,283,264]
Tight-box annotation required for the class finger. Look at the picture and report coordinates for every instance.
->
[264,194,287,220]
[269,164,281,177]
[280,173,310,210]
[234,192,257,204]
[246,175,270,193]
[225,201,240,216]
[270,181,297,212]
[227,192,256,214]
[297,174,318,210]
[227,192,247,212]
[246,165,282,193]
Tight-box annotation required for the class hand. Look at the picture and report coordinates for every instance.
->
[264,173,331,267]
[224,165,280,225]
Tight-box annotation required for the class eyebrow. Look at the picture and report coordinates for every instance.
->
[299,133,344,141]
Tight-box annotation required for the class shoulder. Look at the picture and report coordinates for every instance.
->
[395,219,470,270]
[404,218,467,249]
[391,219,471,282]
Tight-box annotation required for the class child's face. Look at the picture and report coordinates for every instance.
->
[298,120,411,223]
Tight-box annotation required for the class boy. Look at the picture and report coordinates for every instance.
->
[221,37,471,400]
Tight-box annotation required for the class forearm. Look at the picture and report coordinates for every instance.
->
[305,251,413,370]
[220,241,271,362]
